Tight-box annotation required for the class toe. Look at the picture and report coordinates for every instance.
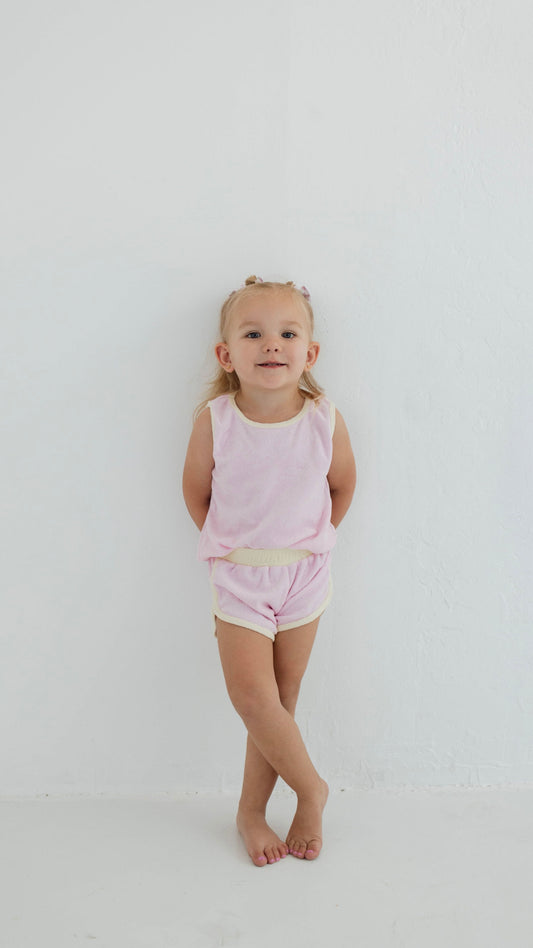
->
[289,838,306,859]
[304,838,321,860]
[252,851,268,867]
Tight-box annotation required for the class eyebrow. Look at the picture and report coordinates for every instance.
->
[238,320,304,329]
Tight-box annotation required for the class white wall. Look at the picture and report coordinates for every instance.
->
[2,0,532,795]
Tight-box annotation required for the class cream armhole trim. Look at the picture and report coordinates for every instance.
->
[329,399,336,436]
[207,400,216,440]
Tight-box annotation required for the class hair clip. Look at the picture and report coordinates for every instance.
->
[285,280,311,300]
[228,278,310,300]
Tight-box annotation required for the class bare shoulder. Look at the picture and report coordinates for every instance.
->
[331,405,350,439]
[328,405,356,490]
[329,403,352,450]
[184,406,214,473]
[191,405,213,444]
[183,407,214,528]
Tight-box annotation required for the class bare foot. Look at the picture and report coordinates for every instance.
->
[237,807,289,867]
[286,778,329,861]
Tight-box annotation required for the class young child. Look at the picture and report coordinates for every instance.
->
[183,276,356,867]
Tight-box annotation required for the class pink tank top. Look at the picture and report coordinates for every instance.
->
[198,393,337,560]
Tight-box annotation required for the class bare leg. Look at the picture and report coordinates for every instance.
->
[238,618,320,811]
[274,620,328,861]
[236,736,287,865]
[240,734,279,813]
[218,618,328,865]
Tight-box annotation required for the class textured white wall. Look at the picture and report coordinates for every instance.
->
[2,0,532,795]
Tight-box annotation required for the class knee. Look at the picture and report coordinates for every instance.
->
[227,682,279,724]
[277,680,301,717]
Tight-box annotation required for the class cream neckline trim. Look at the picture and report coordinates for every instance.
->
[230,392,311,428]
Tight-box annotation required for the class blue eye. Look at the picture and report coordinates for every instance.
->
[246,331,261,338]
[282,331,296,339]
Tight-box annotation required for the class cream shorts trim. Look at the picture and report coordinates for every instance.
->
[212,580,332,641]
[208,549,333,642]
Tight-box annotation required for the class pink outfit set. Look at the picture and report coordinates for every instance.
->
[198,393,337,640]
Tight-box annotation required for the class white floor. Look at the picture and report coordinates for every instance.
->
[2,788,533,948]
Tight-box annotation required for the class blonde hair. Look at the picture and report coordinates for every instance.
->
[195,276,324,418]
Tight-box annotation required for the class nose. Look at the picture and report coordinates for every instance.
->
[262,335,280,352]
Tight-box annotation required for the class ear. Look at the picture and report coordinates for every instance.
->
[215,342,233,373]
[305,341,320,370]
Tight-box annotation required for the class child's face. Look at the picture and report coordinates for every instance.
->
[215,290,319,395]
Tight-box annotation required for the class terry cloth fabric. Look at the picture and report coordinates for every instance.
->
[198,393,336,561]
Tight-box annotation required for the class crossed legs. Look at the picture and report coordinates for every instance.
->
[216,616,328,866]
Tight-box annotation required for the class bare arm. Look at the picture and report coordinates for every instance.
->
[327,408,356,528]
[182,408,214,531]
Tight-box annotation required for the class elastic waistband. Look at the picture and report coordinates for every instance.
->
[220,548,312,567]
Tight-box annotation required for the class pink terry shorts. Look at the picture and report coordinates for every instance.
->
[208,550,332,641]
